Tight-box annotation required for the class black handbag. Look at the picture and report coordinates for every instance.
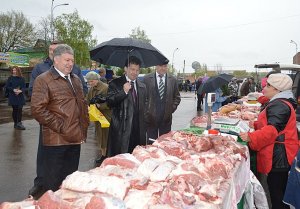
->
[4,87,9,98]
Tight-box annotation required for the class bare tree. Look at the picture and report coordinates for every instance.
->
[0,10,36,52]
[214,63,223,74]
[35,16,51,43]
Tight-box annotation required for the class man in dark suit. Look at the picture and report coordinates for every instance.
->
[106,56,147,156]
[143,60,181,142]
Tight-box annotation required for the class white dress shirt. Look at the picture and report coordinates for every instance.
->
[156,72,165,87]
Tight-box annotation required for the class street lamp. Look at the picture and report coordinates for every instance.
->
[171,48,179,75]
[290,40,298,54]
[51,0,69,41]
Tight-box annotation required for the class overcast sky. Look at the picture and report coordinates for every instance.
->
[2,0,300,72]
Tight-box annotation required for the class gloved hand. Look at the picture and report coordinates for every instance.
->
[90,94,107,104]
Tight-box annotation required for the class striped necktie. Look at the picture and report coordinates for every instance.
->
[158,75,165,100]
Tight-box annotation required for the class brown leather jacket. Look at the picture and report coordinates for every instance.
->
[31,67,89,146]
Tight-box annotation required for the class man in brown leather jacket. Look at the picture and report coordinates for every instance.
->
[31,44,89,194]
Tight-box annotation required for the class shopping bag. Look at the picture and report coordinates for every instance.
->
[89,104,110,128]
[3,87,9,98]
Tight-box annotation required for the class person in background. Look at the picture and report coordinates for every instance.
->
[249,77,256,92]
[98,67,107,83]
[195,77,204,111]
[90,61,99,71]
[31,44,89,196]
[4,66,26,130]
[240,77,256,96]
[106,56,147,156]
[240,73,299,209]
[204,88,229,113]
[28,40,88,199]
[86,71,111,164]
[143,60,181,142]
[228,77,239,102]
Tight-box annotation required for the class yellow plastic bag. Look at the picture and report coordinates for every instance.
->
[89,104,110,128]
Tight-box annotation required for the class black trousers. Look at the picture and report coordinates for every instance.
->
[33,126,43,187]
[267,171,290,209]
[43,144,81,192]
[128,107,140,153]
[11,105,23,124]
[147,123,171,143]
[197,94,204,110]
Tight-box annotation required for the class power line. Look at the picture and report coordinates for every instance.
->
[150,14,300,37]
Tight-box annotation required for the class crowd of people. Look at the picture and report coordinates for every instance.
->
[4,42,299,208]
[193,73,299,209]
[5,42,181,200]
[194,76,258,112]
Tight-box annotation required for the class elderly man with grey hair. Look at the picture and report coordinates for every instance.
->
[31,44,89,195]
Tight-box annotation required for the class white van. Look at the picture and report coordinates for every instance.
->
[255,63,300,126]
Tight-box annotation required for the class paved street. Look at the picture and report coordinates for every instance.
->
[0,91,198,203]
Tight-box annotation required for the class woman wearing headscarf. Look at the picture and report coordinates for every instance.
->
[240,73,299,209]
[5,66,26,130]
[86,71,112,164]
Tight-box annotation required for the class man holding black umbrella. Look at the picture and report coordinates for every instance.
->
[143,60,181,142]
[106,56,147,156]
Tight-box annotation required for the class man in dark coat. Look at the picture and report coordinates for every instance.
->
[28,40,87,199]
[143,60,181,142]
[240,77,256,97]
[106,56,147,156]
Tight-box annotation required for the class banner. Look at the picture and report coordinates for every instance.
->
[8,52,29,66]
[0,52,10,63]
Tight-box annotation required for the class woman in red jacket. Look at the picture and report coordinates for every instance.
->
[240,73,299,209]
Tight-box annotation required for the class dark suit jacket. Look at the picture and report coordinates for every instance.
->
[143,72,181,128]
[106,75,147,156]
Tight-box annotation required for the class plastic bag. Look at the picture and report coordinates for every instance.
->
[89,104,110,128]
[3,87,9,98]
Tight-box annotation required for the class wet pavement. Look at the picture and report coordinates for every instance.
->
[0,91,199,203]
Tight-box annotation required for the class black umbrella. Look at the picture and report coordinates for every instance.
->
[90,38,168,68]
[198,73,233,94]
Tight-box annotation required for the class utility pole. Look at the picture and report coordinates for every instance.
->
[50,0,69,41]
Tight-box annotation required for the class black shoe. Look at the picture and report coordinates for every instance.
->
[15,122,26,130]
[28,185,44,198]
[95,155,106,164]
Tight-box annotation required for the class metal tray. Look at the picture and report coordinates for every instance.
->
[213,117,240,125]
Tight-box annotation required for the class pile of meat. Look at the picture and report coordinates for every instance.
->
[190,115,211,128]
[219,103,260,121]
[0,131,248,209]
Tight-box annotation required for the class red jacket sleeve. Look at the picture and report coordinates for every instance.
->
[248,125,278,151]
[257,96,269,105]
